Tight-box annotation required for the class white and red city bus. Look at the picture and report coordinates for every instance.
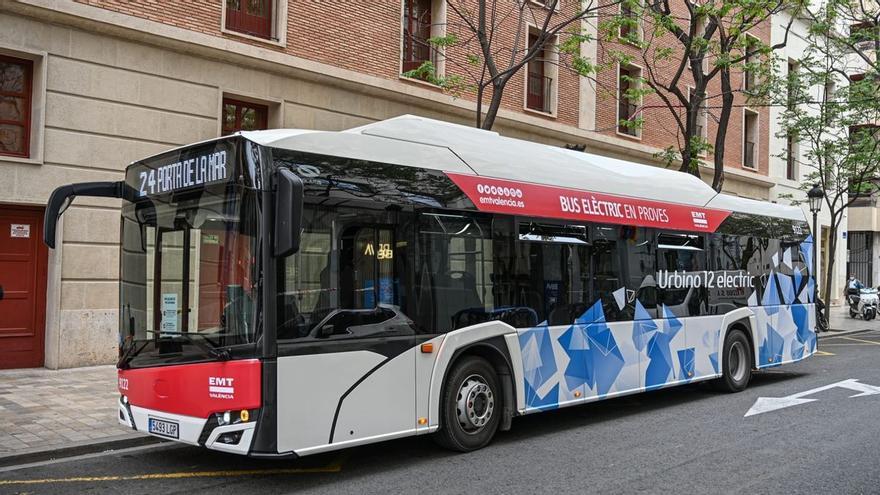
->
[43,115,816,457]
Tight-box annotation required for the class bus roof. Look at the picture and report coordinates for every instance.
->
[235,115,805,223]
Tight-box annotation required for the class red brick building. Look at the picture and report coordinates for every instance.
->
[0,0,776,367]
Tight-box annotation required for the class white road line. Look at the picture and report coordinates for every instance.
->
[745,379,880,417]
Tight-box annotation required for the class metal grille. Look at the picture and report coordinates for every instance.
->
[848,231,873,286]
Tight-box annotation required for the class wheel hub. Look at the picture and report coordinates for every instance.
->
[730,341,747,382]
[456,375,494,433]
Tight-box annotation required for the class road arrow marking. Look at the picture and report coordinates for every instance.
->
[745,379,880,417]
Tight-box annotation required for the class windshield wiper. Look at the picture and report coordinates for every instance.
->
[118,340,149,369]
[172,332,232,361]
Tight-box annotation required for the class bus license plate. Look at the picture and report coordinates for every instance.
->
[148,418,179,439]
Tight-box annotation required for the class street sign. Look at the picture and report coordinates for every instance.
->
[744,379,880,417]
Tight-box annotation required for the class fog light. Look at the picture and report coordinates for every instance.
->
[122,395,129,404]
[222,411,231,425]
[218,431,243,445]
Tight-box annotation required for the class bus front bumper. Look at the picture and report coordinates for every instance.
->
[118,396,256,455]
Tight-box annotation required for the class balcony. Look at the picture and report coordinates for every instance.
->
[527,73,553,114]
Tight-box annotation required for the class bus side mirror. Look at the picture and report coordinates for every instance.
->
[44,181,129,249]
[274,168,304,258]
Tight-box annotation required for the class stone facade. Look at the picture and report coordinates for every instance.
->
[1,0,787,367]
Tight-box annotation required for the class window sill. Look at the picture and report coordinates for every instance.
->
[620,35,643,47]
[0,154,42,165]
[398,74,443,89]
[741,164,759,172]
[220,27,286,48]
[615,129,641,140]
[523,106,557,118]
[528,0,561,11]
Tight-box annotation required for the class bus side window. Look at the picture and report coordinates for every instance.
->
[416,213,495,334]
[582,225,657,322]
[709,234,746,312]
[514,222,590,327]
[276,204,417,341]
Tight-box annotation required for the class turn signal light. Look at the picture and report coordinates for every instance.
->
[574,391,582,398]
[240,409,250,422]
[420,343,434,353]
[418,417,428,425]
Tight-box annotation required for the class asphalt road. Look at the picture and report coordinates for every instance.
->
[3,331,880,495]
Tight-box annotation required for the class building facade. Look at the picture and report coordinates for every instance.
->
[0,0,798,368]
[768,8,848,305]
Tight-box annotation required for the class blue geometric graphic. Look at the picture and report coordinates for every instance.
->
[677,348,695,382]
[759,321,785,367]
[792,303,817,354]
[632,300,658,352]
[519,327,557,407]
[662,305,683,339]
[585,318,625,397]
[709,352,720,374]
[799,235,813,276]
[645,331,674,389]
[558,325,591,392]
[793,269,803,301]
[762,272,781,314]
[576,300,605,325]
[777,274,795,305]
[643,305,685,389]
[523,381,559,411]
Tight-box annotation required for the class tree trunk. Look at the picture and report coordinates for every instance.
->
[481,79,507,130]
[475,84,484,128]
[822,213,841,307]
[712,68,734,192]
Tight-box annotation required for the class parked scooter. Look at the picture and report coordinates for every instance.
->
[848,287,879,320]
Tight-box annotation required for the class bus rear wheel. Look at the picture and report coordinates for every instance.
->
[715,328,752,393]
[435,356,501,452]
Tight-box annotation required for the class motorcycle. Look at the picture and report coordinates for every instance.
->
[848,287,879,320]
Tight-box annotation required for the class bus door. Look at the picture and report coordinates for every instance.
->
[275,208,418,454]
[656,233,709,384]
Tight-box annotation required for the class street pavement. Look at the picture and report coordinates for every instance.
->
[0,366,137,459]
[2,330,880,494]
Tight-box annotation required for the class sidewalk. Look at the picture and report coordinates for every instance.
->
[824,304,880,336]
[0,365,148,463]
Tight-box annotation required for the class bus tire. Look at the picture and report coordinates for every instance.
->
[434,356,501,452]
[715,328,752,393]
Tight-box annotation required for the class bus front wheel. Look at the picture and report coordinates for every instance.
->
[715,328,752,393]
[435,356,501,452]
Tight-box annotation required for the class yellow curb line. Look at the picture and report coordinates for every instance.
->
[839,336,880,345]
[0,464,342,485]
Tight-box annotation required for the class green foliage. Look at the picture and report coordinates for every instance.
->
[599,0,795,184]
[427,33,458,48]
[401,61,472,97]
[772,0,880,250]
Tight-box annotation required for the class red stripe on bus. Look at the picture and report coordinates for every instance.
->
[446,172,730,233]
[118,359,261,418]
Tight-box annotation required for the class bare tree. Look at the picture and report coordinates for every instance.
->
[403,0,617,130]
[601,0,800,191]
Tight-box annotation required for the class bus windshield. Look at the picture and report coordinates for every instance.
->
[119,185,260,367]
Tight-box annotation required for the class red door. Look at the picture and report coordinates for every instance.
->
[0,205,48,369]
